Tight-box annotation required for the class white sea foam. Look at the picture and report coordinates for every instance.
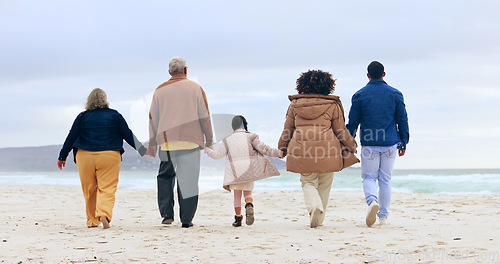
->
[394,173,500,183]
[0,169,499,194]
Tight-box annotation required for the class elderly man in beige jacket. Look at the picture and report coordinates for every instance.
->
[147,57,213,228]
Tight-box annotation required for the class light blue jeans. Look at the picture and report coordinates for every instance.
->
[361,144,397,218]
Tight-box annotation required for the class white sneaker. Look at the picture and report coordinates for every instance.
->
[310,208,323,228]
[378,217,387,226]
[366,201,379,227]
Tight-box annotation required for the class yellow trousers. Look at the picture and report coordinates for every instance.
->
[76,149,121,227]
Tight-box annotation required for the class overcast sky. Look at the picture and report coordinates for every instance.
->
[1,0,499,169]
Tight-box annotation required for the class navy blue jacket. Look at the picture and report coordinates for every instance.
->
[58,108,146,162]
[346,79,409,149]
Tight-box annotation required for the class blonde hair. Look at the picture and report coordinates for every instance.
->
[168,57,186,75]
[85,88,109,111]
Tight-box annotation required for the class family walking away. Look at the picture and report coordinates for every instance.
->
[56,57,409,230]
[205,115,284,227]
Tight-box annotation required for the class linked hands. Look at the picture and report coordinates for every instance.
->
[146,145,157,158]
[203,144,214,154]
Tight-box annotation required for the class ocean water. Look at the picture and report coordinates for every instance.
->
[0,168,499,194]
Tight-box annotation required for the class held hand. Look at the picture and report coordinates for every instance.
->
[57,160,66,170]
[281,150,287,159]
[398,148,406,157]
[146,145,157,158]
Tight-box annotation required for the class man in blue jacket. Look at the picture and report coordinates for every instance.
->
[347,61,409,227]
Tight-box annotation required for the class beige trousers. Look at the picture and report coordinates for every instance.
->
[300,172,334,225]
[76,149,121,227]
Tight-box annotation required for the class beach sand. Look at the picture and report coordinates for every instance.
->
[1,185,499,263]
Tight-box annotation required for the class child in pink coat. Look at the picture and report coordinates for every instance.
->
[205,115,284,227]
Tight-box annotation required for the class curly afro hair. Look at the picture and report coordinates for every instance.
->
[296,70,336,95]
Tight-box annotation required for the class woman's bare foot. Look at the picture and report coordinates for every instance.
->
[100,216,110,229]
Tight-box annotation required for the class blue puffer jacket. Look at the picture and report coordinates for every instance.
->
[346,79,409,149]
[58,108,146,162]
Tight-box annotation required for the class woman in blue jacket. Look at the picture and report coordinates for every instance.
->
[57,88,146,229]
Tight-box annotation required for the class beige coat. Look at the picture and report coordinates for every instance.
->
[206,129,283,191]
[278,94,357,173]
[148,75,213,148]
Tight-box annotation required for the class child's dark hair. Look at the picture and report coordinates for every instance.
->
[232,115,248,131]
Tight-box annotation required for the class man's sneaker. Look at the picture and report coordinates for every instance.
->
[161,217,174,225]
[366,201,379,227]
[378,217,387,226]
[310,208,323,228]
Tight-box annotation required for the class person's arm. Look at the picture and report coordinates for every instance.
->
[252,135,283,158]
[205,143,227,160]
[147,92,159,156]
[278,105,295,153]
[395,91,409,156]
[346,94,361,139]
[332,102,357,153]
[57,112,83,169]
[117,113,147,156]
[198,87,213,148]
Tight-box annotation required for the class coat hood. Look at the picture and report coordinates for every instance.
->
[288,94,340,120]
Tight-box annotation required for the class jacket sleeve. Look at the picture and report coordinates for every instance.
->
[198,87,214,147]
[346,93,361,139]
[148,92,159,147]
[252,135,283,158]
[118,112,147,156]
[395,92,409,149]
[332,102,358,153]
[58,112,83,161]
[278,104,295,151]
[205,143,227,160]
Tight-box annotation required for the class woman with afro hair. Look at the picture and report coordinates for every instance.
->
[278,70,357,228]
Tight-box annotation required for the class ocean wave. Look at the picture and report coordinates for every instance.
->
[393,173,500,183]
[1,169,499,194]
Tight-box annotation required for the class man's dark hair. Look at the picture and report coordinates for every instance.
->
[296,70,336,95]
[232,115,248,131]
[367,61,384,79]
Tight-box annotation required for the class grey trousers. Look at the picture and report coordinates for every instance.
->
[157,148,200,224]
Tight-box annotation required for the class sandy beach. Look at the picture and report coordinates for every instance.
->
[1,185,499,263]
